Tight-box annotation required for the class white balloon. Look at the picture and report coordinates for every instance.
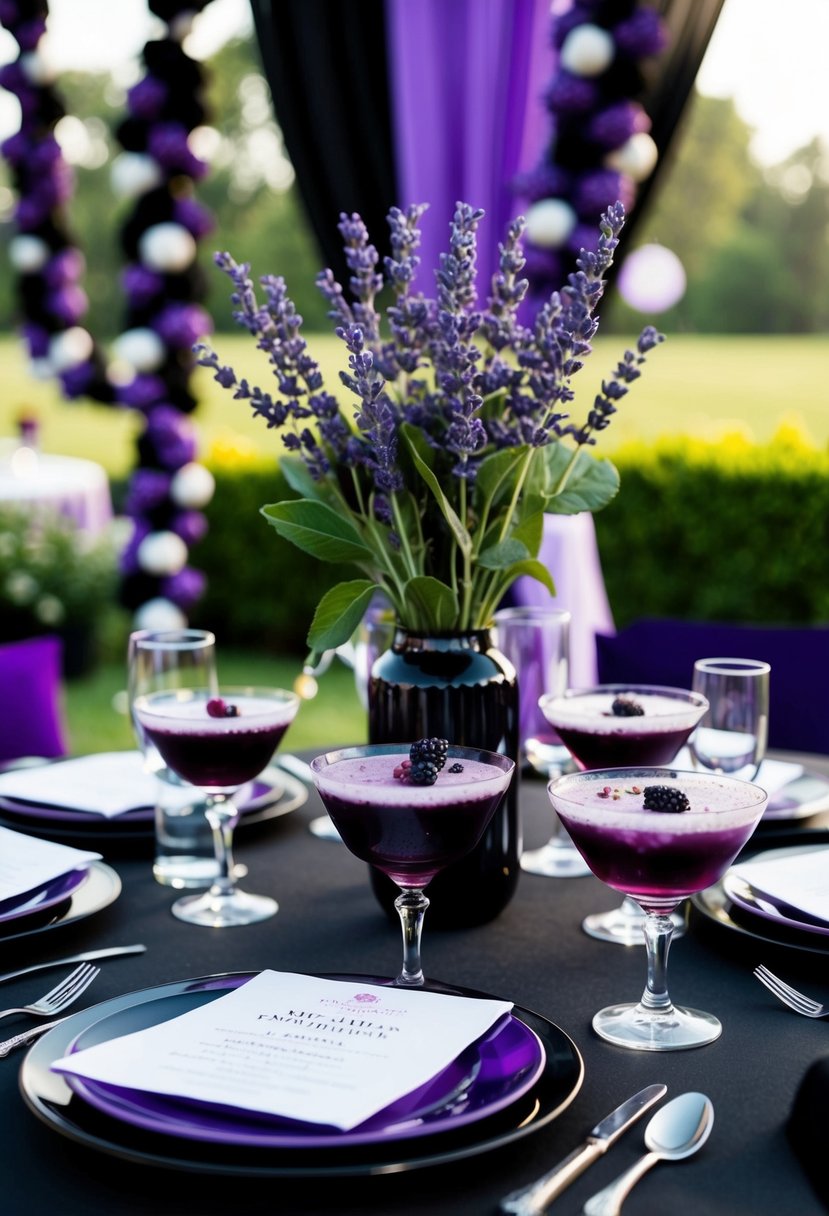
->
[136,530,188,577]
[133,597,187,631]
[49,327,94,371]
[618,245,687,313]
[8,234,50,273]
[29,357,55,381]
[605,132,659,183]
[559,24,615,77]
[110,152,163,199]
[20,47,57,86]
[139,223,197,273]
[525,198,577,249]
[170,462,215,509]
[112,327,166,373]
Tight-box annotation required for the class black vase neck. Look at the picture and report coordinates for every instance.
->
[392,628,494,653]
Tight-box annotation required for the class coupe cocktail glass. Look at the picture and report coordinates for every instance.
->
[539,684,708,945]
[134,686,299,927]
[311,743,515,986]
[549,766,767,1050]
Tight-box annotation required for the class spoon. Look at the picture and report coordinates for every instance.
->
[583,1091,714,1216]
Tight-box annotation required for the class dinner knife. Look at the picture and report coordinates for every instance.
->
[499,1083,667,1215]
[0,944,146,987]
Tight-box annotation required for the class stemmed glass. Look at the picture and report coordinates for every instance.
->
[493,606,588,877]
[549,766,768,1050]
[128,629,219,887]
[690,658,770,778]
[538,684,709,944]
[311,743,514,986]
[133,685,300,927]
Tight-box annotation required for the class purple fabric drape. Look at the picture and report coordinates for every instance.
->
[385,0,554,296]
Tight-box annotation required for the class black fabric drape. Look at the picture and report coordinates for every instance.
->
[248,0,397,288]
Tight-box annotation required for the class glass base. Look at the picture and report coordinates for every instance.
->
[171,887,278,927]
[592,1000,722,1051]
[521,838,591,878]
[582,897,687,945]
[308,815,342,842]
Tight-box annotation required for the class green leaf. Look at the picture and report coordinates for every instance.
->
[307,580,379,652]
[401,426,472,559]
[476,538,530,570]
[261,500,374,563]
[502,559,556,596]
[510,510,545,559]
[543,447,621,515]
[279,455,331,504]
[474,446,531,513]
[399,576,459,632]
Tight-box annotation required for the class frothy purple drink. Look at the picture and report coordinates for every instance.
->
[539,686,708,770]
[312,750,513,888]
[549,768,767,906]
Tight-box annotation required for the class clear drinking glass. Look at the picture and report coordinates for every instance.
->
[493,606,588,878]
[690,658,770,778]
[127,629,219,887]
[134,685,300,927]
[311,744,515,986]
[549,766,768,1050]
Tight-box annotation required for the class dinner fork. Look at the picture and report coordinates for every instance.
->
[0,963,100,1023]
[753,965,829,1018]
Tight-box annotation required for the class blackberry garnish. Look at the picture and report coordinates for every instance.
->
[611,695,645,717]
[643,785,690,813]
[448,762,464,774]
[206,698,239,718]
[409,760,440,785]
[409,738,449,771]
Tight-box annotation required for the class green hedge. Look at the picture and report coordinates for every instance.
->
[191,425,829,654]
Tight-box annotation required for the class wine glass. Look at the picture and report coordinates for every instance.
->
[690,658,770,778]
[133,685,300,927]
[310,743,515,986]
[538,684,709,944]
[549,766,768,1050]
[493,606,588,877]
[127,629,220,888]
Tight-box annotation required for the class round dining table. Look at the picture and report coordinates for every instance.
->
[1,749,827,1216]
[0,449,113,535]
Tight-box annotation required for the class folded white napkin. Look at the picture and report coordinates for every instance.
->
[732,848,829,926]
[52,970,515,1131]
[674,750,803,799]
[0,825,101,904]
[0,752,181,818]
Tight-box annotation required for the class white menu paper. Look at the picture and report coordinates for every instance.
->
[0,826,100,903]
[732,848,829,925]
[53,970,514,1130]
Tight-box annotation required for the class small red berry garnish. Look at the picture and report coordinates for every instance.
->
[207,698,239,718]
[393,759,412,780]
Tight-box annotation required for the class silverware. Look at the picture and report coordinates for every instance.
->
[0,963,99,1023]
[0,1016,69,1057]
[0,944,146,988]
[499,1083,667,1215]
[753,964,829,1018]
[583,1092,714,1216]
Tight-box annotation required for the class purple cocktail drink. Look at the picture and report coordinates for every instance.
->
[539,686,708,771]
[311,743,514,986]
[549,766,767,1050]
[134,686,299,928]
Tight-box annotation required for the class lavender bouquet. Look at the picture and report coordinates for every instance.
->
[196,201,662,659]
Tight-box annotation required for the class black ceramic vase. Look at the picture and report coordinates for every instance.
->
[367,627,520,927]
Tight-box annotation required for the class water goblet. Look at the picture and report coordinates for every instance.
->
[549,766,768,1050]
[311,743,515,986]
[128,629,220,888]
[538,684,709,944]
[690,657,770,778]
[133,685,300,927]
[493,606,588,878]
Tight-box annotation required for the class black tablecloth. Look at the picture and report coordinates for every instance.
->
[3,752,829,1216]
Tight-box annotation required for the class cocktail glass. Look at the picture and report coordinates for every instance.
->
[549,766,768,1050]
[133,686,300,927]
[311,743,515,986]
[539,684,709,944]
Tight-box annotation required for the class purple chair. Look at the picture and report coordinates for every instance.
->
[596,618,829,756]
[0,636,68,763]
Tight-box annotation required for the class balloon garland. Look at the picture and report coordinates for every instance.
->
[517,0,668,307]
[0,0,217,629]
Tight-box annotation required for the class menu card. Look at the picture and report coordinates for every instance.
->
[53,971,514,1130]
[732,849,829,925]
[674,750,803,797]
[0,752,182,818]
[0,826,100,903]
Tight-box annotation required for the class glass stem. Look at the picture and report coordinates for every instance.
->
[204,795,238,897]
[394,888,430,987]
[638,910,676,1013]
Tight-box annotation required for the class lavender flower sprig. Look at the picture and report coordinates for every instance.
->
[196,201,663,655]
